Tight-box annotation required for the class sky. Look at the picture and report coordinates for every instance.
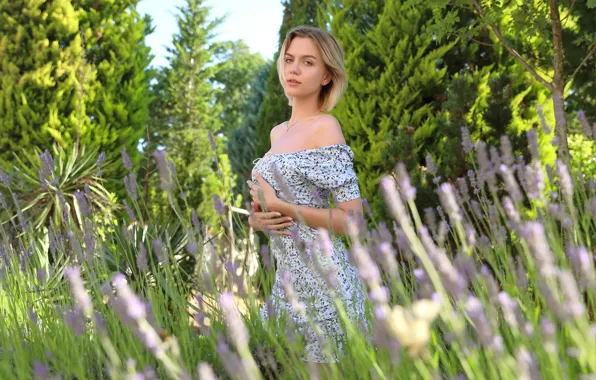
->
[137,0,284,68]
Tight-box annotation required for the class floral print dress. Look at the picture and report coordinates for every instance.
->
[251,144,368,363]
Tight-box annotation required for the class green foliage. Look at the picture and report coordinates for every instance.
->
[227,64,271,204]
[0,145,117,234]
[0,0,154,188]
[569,133,596,180]
[152,0,224,211]
[327,0,454,218]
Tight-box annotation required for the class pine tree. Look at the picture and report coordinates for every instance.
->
[254,0,324,158]
[156,0,224,211]
[0,0,153,179]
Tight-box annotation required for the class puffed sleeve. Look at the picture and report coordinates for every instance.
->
[298,145,361,203]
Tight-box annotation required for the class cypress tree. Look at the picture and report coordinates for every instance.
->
[327,0,454,217]
[0,0,153,178]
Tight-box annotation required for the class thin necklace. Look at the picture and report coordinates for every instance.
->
[285,110,322,133]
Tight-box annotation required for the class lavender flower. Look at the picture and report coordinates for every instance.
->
[33,360,50,378]
[152,239,168,265]
[124,173,138,200]
[220,291,249,350]
[271,163,295,203]
[524,162,545,201]
[121,147,133,171]
[425,154,437,176]
[475,142,496,191]
[64,309,86,336]
[124,200,136,221]
[438,183,462,222]
[537,106,552,134]
[11,192,29,232]
[111,273,147,321]
[540,317,556,352]
[499,135,515,167]
[499,164,523,203]
[152,150,175,191]
[137,242,148,273]
[0,169,9,186]
[381,176,409,225]
[555,160,573,204]
[395,162,416,201]
[461,127,474,153]
[465,296,500,352]
[526,129,540,163]
[74,190,90,218]
[419,227,465,297]
[212,195,225,215]
[516,348,540,380]
[577,109,591,137]
[558,270,585,318]
[197,362,217,380]
[96,152,106,169]
[39,149,54,177]
[64,266,93,317]
[0,193,6,209]
[191,209,200,230]
[522,222,555,277]
[566,246,596,289]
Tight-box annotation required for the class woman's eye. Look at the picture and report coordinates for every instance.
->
[305,61,312,66]
[285,58,293,63]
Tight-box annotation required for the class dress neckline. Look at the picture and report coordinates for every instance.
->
[262,143,351,159]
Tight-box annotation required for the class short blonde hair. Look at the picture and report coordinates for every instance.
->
[277,25,347,112]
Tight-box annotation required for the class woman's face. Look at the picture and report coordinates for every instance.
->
[282,37,330,101]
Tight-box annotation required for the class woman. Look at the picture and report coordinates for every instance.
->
[247,25,367,365]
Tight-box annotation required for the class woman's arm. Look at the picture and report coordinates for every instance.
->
[269,197,362,235]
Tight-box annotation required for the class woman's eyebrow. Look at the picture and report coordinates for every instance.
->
[285,53,318,60]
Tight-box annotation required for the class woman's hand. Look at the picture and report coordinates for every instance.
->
[248,173,281,211]
[247,201,293,236]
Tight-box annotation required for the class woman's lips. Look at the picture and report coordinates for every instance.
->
[287,79,301,86]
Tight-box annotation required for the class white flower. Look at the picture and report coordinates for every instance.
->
[386,299,441,356]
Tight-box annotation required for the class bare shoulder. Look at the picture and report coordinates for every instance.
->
[312,114,346,147]
[270,122,287,145]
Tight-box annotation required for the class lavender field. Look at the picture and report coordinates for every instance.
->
[0,119,594,380]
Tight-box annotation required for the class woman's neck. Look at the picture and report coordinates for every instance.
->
[289,95,322,121]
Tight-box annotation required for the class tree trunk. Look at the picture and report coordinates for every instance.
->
[549,0,571,168]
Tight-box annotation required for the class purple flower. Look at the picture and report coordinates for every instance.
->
[96,152,106,169]
[111,273,147,321]
[191,209,200,230]
[381,176,408,224]
[475,142,496,191]
[124,173,138,200]
[522,222,555,277]
[465,296,499,351]
[64,309,86,335]
[33,360,50,378]
[461,127,474,153]
[121,147,133,171]
[64,266,93,317]
[559,270,585,318]
[526,129,540,163]
[438,183,461,221]
[212,195,225,215]
[499,135,515,167]
[152,239,168,265]
[124,200,136,221]
[137,242,148,273]
[555,160,573,203]
[425,154,437,176]
[39,149,54,177]
[577,109,591,137]
[0,193,7,209]
[566,246,595,289]
[499,164,523,203]
[395,162,416,201]
[456,177,470,203]
[0,169,9,186]
[220,291,249,350]
[525,162,545,200]
[152,150,175,191]
[74,190,90,218]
